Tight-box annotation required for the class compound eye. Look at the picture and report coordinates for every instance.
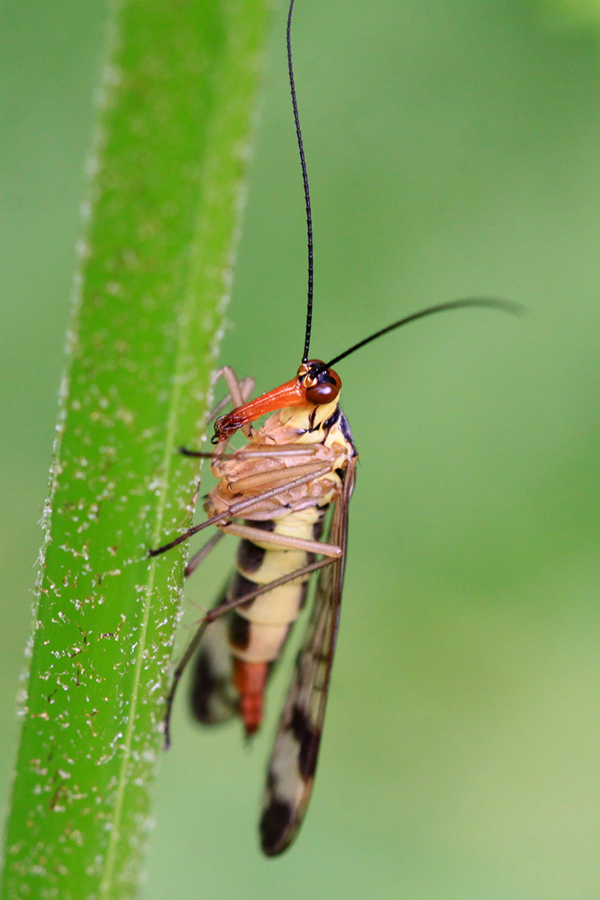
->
[306,380,340,405]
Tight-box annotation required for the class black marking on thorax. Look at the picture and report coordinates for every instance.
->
[306,403,342,436]
[322,406,340,433]
[338,411,356,449]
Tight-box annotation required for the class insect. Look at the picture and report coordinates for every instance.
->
[150,0,518,857]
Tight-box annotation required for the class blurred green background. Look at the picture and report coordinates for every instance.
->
[3,0,600,897]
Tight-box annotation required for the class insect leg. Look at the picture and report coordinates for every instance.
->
[149,464,332,556]
[204,557,335,621]
[184,529,225,578]
[235,445,322,458]
[179,370,256,464]
[226,460,330,494]
[219,522,341,558]
[213,366,255,439]
[178,445,323,462]
[176,369,256,526]
[204,371,255,430]
[164,619,210,750]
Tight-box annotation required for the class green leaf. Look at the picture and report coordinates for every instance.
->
[0,1,269,898]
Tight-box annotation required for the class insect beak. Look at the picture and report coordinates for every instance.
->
[213,376,307,442]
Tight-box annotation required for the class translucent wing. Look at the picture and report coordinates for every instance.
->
[259,456,357,856]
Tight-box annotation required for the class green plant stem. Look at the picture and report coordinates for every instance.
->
[0,1,269,898]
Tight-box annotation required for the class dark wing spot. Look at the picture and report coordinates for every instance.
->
[290,705,321,781]
[190,651,219,723]
[228,612,251,650]
[300,728,322,780]
[260,798,293,856]
[236,539,266,575]
[290,705,311,742]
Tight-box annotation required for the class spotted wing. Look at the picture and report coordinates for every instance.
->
[189,612,239,725]
[259,456,357,856]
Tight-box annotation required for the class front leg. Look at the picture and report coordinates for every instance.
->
[208,368,255,432]
[179,367,255,461]
[211,367,255,441]
[177,367,257,516]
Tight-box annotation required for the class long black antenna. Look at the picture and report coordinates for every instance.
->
[287,0,314,364]
[323,298,523,369]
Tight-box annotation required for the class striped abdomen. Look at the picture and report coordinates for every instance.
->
[191,507,325,735]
